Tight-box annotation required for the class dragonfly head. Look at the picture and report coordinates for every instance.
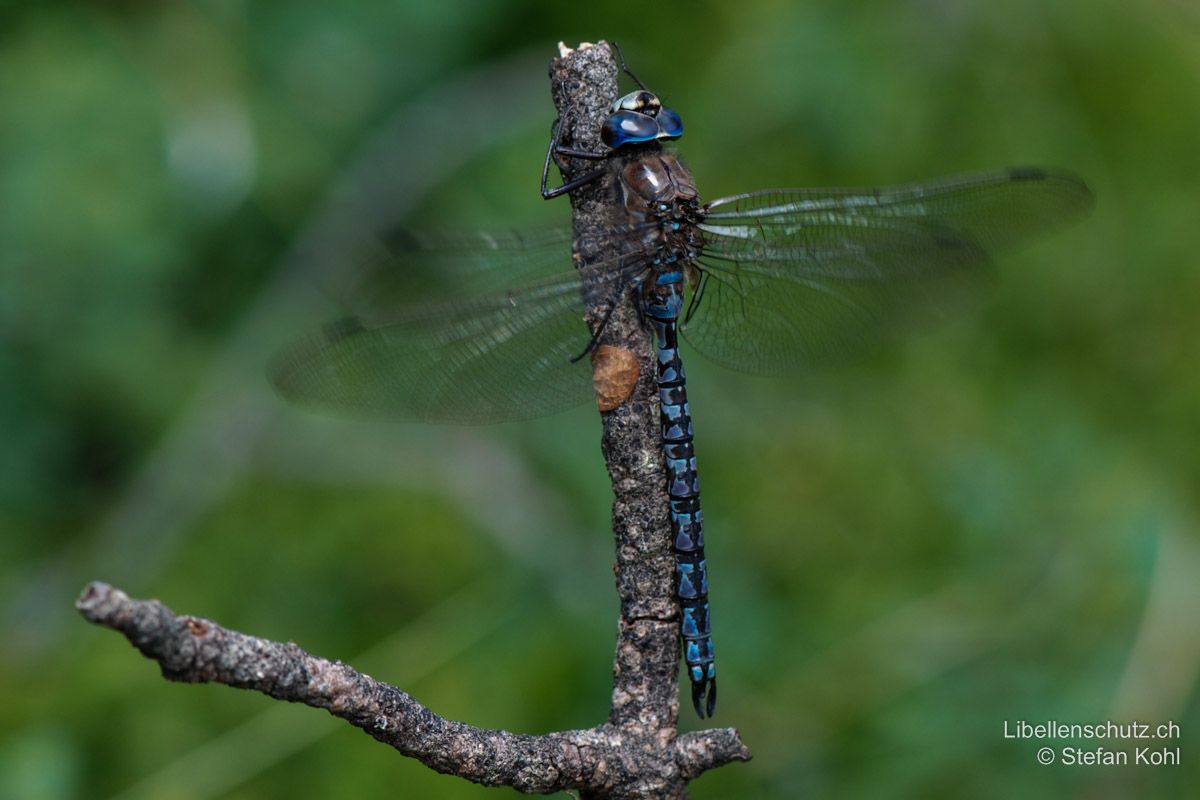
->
[600,43,684,150]
[601,90,684,149]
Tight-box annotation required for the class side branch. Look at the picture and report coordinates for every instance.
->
[76,582,586,792]
[77,582,751,795]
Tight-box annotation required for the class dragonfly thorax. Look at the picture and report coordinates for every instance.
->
[615,152,705,280]
[619,153,701,218]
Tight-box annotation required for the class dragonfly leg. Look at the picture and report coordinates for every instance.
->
[682,270,710,325]
[541,117,609,200]
[555,145,608,161]
[634,285,649,329]
[608,41,649,91]
[543,168,607,200]
[569,271,646,362]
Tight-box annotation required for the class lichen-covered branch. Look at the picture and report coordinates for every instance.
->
[77,581,748,796]
[78,41,749,800]
[76,582,590,791]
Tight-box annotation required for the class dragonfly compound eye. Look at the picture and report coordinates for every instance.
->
[601,106,686,149]
[602,110,661,148]
[657,107,683,140]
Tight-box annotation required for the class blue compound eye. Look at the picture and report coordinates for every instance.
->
[601,110,660,148]
[657,107,683,139]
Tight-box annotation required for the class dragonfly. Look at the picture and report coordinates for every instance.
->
[270,44,1094,719]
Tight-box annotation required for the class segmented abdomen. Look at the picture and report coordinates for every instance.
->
[644,270,716,718]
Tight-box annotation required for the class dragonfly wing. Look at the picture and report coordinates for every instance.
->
[330,225,579,312]
[270,270,598,423]
[703,167,1093,257]
[686,167,1093,373]
[683,226,989,372]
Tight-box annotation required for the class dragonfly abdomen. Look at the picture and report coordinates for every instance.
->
[620,147,716,717]
[645,269,716,718]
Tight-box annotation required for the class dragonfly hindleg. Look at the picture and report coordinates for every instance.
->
[570,271,647,363]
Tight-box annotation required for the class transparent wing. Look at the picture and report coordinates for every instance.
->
[686,167,1093,373]
[331,225,579,312]
[276,212,669,423]
[270,269,600,423]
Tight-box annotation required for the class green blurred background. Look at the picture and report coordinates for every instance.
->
[2,1,1198,797]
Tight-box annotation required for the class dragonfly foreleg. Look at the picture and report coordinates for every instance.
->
[541,117,610,200]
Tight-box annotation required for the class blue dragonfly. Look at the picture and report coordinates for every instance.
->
[270,46,1093,718]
